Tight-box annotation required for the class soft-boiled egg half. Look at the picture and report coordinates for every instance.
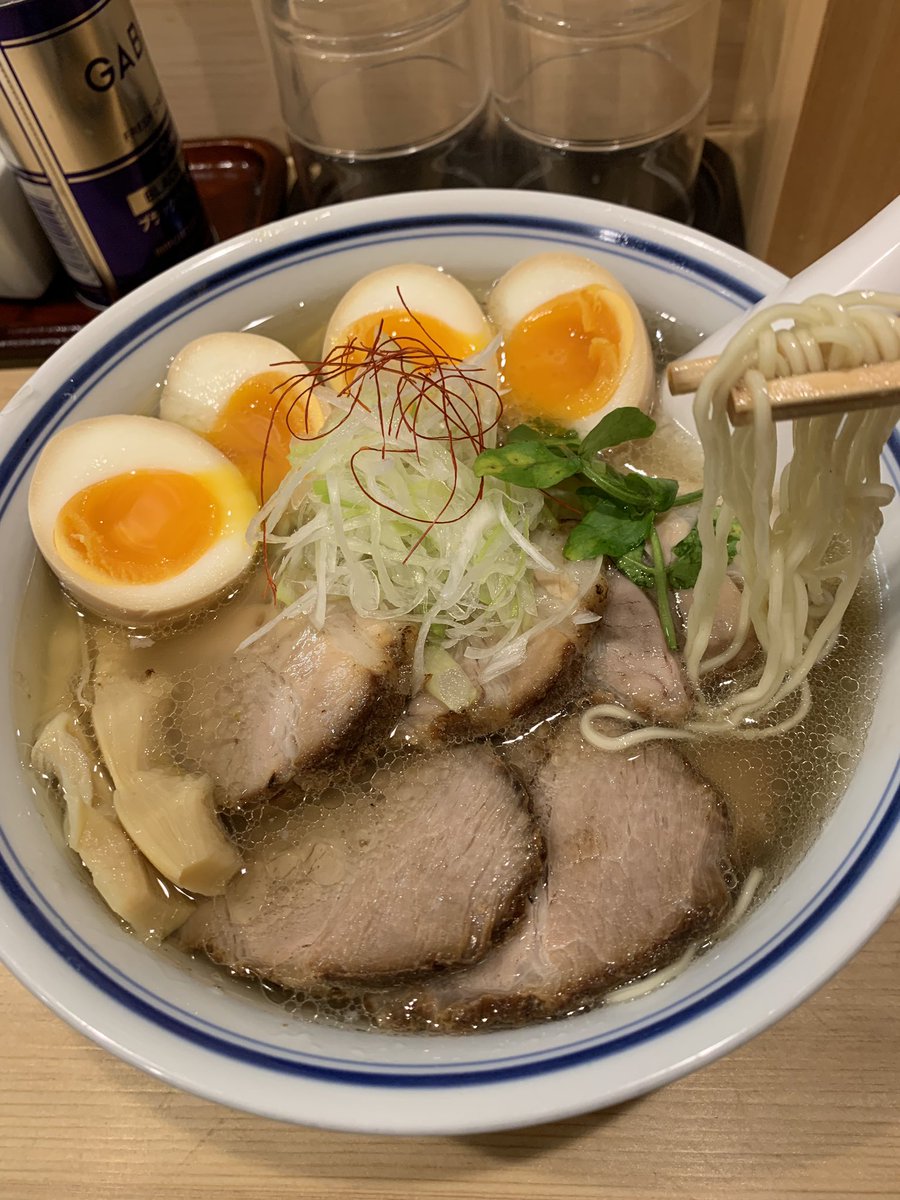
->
[323,264,493,375]
[488,253,654,436]
[28,415,259,625]
[160,332,326,502]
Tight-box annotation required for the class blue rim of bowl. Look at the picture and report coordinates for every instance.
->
[1,211,898,1092]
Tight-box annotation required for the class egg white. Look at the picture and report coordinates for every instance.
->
[28,414,259,625]
[488,252,654,436]
[159,331,304,433]
[323,263,491,359]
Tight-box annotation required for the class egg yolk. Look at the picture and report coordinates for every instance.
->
[342,309,485,374]
[501,286,627,421]
[56,469,223,585]
[205,370,325,502]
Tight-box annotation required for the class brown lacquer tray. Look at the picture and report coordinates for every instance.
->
[0,138,288,366]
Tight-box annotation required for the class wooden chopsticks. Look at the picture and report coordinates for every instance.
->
[667,355,900,425]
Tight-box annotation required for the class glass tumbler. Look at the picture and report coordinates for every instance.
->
[490,0,721,221]
[260,0,492,207]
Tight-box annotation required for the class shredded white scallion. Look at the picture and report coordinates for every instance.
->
[241,355,557,689]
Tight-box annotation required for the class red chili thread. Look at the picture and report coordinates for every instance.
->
[258,289,503,591]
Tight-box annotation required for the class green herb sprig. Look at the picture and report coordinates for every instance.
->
[473,407,736,651]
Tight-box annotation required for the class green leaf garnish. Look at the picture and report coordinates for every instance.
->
[727,518,742,562]
[667,526,703,589]
[650,526,678,650]
[578,459,656,511]
[473,441,581,489]
[616,544,656,589]
[667,516,742,590]
[471,409,741,650]
[637,473,679,513]
[563,503,652,561]
[579,406,656,457]
[506,423,580,445]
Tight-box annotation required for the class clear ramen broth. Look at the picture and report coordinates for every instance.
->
[16,285,886,1033]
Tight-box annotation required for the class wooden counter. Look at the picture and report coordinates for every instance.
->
[1,366,898,1200]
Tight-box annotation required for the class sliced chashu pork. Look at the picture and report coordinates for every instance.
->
[674,580,757,670]
[177,744,543,985]
[584,569,692,724]
[364,713,731,1029]
[398,535,607,746]
[178,607,414,809]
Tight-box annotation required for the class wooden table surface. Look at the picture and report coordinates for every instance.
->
[2,366,899,1200]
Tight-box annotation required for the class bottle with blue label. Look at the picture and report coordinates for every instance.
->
[0,0,212,306]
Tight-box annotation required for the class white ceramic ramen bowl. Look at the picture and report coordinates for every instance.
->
[0,190,897,1135]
